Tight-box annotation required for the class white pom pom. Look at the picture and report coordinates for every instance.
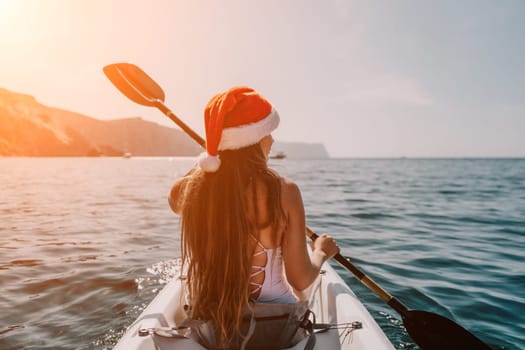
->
[198,152,221,172]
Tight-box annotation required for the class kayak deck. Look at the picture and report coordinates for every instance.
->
[114,261,394,349]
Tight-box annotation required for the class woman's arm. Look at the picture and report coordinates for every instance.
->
[281,178,339,291]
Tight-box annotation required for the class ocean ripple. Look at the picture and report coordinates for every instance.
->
[0,158,523,349]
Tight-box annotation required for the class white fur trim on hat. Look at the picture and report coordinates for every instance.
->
[218,108,280,151]
[198,152,221,172]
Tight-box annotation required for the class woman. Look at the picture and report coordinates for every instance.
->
[169,86,339,348]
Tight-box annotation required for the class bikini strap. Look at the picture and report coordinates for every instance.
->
[250,234,268,251]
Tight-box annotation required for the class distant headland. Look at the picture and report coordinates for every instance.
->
[0,88,329,159]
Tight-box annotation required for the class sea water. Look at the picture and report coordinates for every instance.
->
[0,157,523,349]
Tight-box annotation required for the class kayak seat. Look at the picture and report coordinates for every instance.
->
[181,300,317,350]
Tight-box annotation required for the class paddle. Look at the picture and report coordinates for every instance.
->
[103,63,492,350]
[306,229,491,350]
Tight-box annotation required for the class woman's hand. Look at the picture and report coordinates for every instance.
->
[311,233,340,261]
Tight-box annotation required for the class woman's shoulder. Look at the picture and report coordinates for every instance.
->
[278,176,299,191]
[278,176,303,208]
[266,169,299,194]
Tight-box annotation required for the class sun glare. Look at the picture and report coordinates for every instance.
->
[0,0,27,34]
[0,0,22,17]
[0,0,48,51]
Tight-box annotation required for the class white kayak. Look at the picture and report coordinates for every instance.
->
[114,260,395,350]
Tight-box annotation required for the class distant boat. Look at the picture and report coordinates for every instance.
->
[123,152,132,158]
[269,151,286,159]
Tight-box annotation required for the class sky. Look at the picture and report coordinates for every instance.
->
[0,0,524,158]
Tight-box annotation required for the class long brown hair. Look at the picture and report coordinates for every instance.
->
[180,143,285,348]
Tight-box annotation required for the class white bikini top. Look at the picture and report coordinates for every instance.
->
[249,235,297,304]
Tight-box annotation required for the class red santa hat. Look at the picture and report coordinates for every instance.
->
[198,86,280,172]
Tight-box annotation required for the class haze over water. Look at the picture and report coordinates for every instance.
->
[0,157,523,349]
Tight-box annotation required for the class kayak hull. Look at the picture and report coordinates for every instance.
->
[114,261,394,349]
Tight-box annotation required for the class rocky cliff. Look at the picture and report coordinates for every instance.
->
[0,88,201,156]
[0,88,328,159]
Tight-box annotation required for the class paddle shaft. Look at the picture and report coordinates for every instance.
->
[154,101,205,147]
[305,228,409,317]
